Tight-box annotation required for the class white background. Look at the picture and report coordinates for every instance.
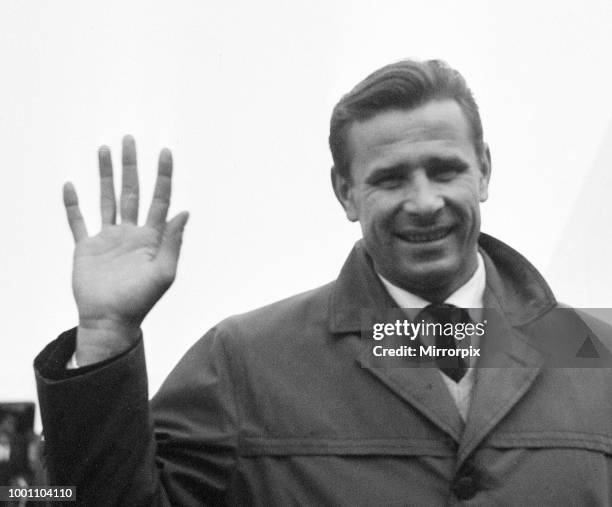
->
[2,1,612,428]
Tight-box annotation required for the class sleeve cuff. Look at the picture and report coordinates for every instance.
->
[34,327,140,381]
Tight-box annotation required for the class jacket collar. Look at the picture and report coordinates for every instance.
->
[329,233,557,450]
[328,232,557,334]
[478,233,557,326]
[328,240,395,334]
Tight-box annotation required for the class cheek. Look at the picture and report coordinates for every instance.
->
[360,197,397,231]
[453,198,482,239]
[447,184,482,217]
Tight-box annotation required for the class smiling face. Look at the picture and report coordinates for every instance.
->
[332,99,491,301]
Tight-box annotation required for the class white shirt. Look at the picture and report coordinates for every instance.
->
[377,253,486,421]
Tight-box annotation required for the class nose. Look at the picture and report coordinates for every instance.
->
[401,170,444,216]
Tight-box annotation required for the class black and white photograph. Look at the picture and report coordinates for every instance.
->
[2,0,612,504]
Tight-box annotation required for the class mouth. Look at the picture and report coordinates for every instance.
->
[395,226,454,243]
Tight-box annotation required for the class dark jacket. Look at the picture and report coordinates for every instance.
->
[35,234,612,506]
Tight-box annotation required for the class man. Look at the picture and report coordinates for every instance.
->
[35,59,612,505]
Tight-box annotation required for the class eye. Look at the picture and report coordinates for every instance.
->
[429,161,466,182]
[374,175,404,189]
[431,167,459,181]
[366,169,406,189]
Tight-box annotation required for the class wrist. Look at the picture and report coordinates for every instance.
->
[76,318,141,366]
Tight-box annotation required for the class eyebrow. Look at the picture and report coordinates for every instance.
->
[424,156,469,170]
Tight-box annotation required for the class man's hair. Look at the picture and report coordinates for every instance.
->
[329,59,485,180]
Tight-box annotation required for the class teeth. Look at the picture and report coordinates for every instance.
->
[400,229,450,242]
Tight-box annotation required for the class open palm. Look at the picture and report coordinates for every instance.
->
[64,136,188,348]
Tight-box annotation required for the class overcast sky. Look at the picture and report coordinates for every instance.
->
[2,0,612,424]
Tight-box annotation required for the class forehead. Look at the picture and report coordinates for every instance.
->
[346,100,476,171]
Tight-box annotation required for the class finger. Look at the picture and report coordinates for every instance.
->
[146,148,172,231]
[98,145,116,225]
[121,135,139,224]
[63,182,88,242]
[156,211,189,282]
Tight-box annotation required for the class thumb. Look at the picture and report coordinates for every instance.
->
[157,211,189,281]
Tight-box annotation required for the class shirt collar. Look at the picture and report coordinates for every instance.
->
[377,253,486,320]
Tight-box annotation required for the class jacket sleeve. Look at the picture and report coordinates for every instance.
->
[34,326,240,506]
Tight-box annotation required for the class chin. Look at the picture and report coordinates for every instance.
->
[392,258,461,293]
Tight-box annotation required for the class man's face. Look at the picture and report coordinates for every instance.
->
[333,99,490,300]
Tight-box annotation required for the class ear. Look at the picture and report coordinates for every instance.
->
[478,144,492,202]
[331,166,359,222]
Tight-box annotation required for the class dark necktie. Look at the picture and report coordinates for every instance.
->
[417,303,471,382]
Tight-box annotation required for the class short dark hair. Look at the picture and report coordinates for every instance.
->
[329,59,485,180]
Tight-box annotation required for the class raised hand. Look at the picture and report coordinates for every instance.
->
[64,136,189,365]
